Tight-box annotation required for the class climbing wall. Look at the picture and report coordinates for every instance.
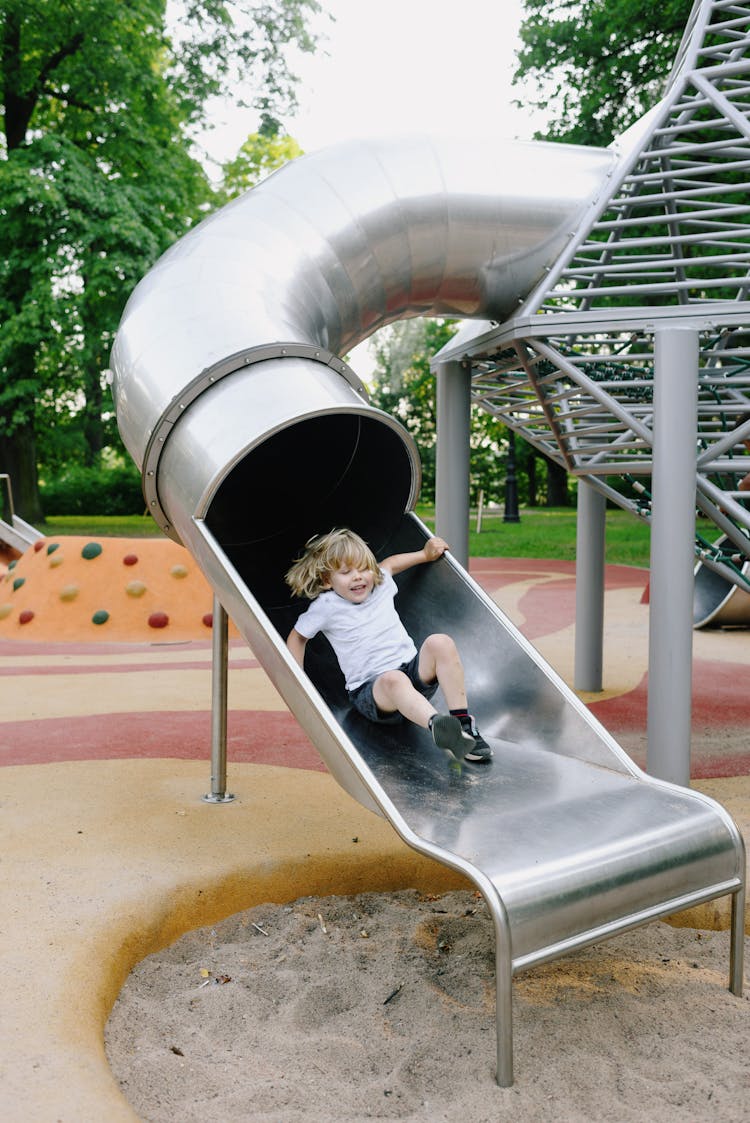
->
[0,536,236,642]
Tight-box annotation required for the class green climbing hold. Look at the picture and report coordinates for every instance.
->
[12,577,25,591]
[91,610,110,625]
[46,543,60,555]
[81,542,103,560]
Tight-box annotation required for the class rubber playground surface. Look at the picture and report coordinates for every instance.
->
[1,538,748,1120]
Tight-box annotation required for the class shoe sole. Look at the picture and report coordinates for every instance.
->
[460,728,492,763]
[430,715,466,762]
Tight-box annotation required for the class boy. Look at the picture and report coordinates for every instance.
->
[285,528,491,764]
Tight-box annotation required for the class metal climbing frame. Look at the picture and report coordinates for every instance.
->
[434,0,750,594]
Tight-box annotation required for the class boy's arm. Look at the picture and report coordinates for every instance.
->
[381,535,449,576]
[286,627,308,669]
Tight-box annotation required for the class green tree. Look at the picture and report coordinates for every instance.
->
[514,0,692,145]
[368,320,448,502]
[218,124,304,203]
[368,319,574,508]
[0,0,320,522]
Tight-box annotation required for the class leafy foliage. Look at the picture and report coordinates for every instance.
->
[0,0,320,520]
[514,0,692,144]
[40,464,144,515]
[217,126,304,203]
[367,320,569,507]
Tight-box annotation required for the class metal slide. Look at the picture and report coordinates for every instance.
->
[183,503,745,1087]
[0,475,43,554]
[110,133,745,1085]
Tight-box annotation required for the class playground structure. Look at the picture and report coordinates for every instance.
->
[0,474,42,559]
[431,0,750,785]
[109,0,747,1090]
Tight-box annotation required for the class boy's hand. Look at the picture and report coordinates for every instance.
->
[381,537,449,575]
[424,536,449,561]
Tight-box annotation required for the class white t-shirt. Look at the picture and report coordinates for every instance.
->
[293,569,417,690]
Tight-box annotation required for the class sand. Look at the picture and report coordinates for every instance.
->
[105,888,749,1122]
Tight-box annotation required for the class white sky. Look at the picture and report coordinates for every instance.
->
[199,0,544,166]
[195,0,547,376]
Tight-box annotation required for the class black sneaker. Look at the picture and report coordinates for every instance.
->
[458,715,492,763]
[429,714,465,764]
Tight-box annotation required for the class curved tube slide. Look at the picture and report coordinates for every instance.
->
[111,134,744,1086]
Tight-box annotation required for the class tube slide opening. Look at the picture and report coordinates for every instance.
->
[693,536,750,627]
[205,412,418,610]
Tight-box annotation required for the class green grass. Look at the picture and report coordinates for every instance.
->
[39,507,660,567]
[41,514,168,540]
[416,506,652,568]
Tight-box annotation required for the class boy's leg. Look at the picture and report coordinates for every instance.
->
[419,634,492,763]
[417,633,467,711]
[368,670,463,761]
[372,669,436,727]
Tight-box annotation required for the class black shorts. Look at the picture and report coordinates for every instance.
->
[347,652,438,724]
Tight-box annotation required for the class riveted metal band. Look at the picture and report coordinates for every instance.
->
[141,343,366,537]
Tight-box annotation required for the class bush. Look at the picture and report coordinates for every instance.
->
[40,465,144,516]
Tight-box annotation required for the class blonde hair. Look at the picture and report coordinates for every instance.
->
[285,528,383,600]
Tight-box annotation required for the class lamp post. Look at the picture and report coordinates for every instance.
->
[504,429,520,523]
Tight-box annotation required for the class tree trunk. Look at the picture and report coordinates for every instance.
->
[82,365,105,466]
[0,428,45,525]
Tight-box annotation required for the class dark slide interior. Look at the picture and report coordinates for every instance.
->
[204,410,581,808]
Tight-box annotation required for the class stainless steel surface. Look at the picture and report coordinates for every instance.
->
[110,132,615,535]
[203,596,235,804]
[574,482,606,691]
[647,328,700,786]
[0,474,43,551]
[694,533,750,626]
[435,361,471,566]
[108,8,746,1079]
[430,0,750,566]
[185,508,744,1086]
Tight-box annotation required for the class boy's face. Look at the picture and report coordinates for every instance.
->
[323,561,375,604]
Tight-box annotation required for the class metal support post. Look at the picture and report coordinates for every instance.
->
[203,595,235,803]
[646,327,699,786]
[435,360,471,567]
[503,430,520,523]
[574,481,606,692]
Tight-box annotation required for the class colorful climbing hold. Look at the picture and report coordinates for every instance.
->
[46,543,60,555]
[126,580,147,598]
[0,604,12,619]
[49,554,64,568]
[81,542,103,560]
[170,564,189,579]
[8,560,17,571]
[33,539,45,552]
[123,553,139,566]
[12,577,25,591]
[59,585,79,602]
[19,609,35,625]
[91,610,110,625]
[202,613,213,628]
[148,611,169,629]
